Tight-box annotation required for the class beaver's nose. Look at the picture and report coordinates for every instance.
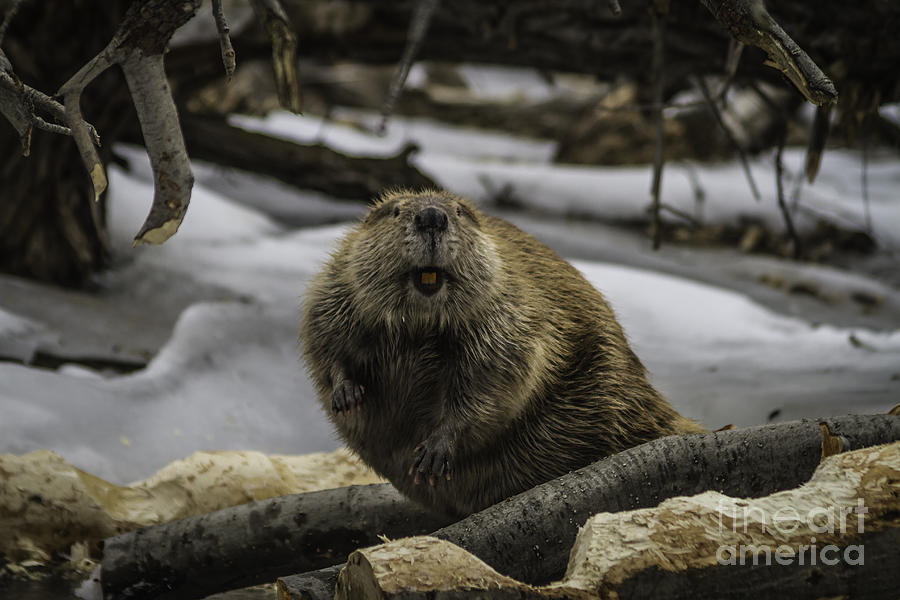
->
[414,206,448,232]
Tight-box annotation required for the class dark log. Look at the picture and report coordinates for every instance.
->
[179,115,437,201]
[276,414,900,600]
[99,484,454,600]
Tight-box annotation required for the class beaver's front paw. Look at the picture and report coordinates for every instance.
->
[410,432,453,486]
[332,379,365,414]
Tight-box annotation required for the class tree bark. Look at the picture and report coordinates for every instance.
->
[276,415,900,600]
[0,0,132,287]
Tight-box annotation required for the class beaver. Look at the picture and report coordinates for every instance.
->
[301,189,702,516]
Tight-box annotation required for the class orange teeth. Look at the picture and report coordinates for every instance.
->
[421,271,437,285]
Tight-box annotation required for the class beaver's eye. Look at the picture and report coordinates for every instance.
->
[393,206,400,218]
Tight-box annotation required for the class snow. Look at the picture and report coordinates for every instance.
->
[1,103,898,485]
[230,109,900,248]
[229,109,557,163]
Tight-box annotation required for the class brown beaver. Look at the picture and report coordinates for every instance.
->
[301,189,702,516]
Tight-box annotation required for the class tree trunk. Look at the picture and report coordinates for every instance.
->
[0,0,133,287]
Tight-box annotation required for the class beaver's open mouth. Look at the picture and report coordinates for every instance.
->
[411,267,445,296]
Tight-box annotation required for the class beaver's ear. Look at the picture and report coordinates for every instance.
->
[456,201,480,225]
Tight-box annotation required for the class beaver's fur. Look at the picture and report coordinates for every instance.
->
[301,189,702,516]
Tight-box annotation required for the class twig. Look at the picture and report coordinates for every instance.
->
[649,6,666,250]
[379,0,441,133]
[804,104,832,183]
[774,126,801,259]
[57,40,126,201]
[250,0,301,112]
[682,161,706,223]
[861,122,872,233]
[658,202,700,226]
[0,0,23,47]
[695,75,761,201]
[211,0,236,81]
[706,38,745,108]
[747,79,789,123]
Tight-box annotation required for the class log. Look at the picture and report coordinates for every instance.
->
[178,115,438,201]
[99,484,454,600]
[331,442,900,599]
[276,414,900,599]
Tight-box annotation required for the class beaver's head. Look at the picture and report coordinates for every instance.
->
[344,190,501,329]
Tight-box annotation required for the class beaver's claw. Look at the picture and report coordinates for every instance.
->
[410,432,453,486]
[332,379,365,414]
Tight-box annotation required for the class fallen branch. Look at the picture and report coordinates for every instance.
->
[332,442,900,599]
[179,115,438,200]
[100,483,454,600]
[278,414,900,599]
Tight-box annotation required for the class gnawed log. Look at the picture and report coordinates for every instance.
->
[330,441,900,599]
[277,414,900,600]
[99,483,453,600]
[178,115,438,201]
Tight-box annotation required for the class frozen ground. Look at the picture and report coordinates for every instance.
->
[0,111,898,485]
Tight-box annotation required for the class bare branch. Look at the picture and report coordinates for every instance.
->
[695,75,761,201]
[774,126,801,258]
[122,51,194,245]
[649,5,667,251]
[379,0,441,133]
[861,124,872,233]
[0,0,23,47]
[0,68,32,153]
[57,40,125,202]
[251,0,301,113]
[51,0,201,233]
[211,0,236,81]
[698,0,837,106]
[31,116,70,136]
[658,202,701,226]
[804,104,831,183]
